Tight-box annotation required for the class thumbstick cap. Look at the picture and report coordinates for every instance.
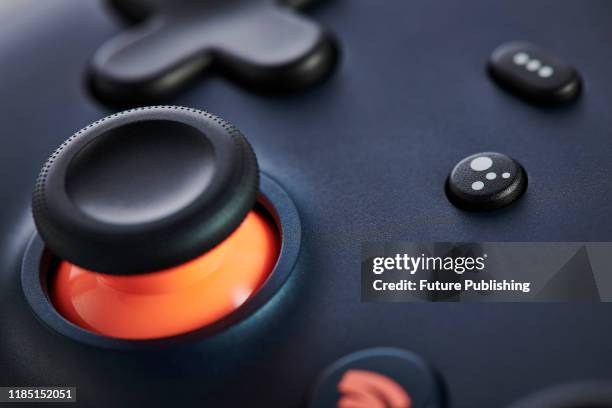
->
[32,106,259,274]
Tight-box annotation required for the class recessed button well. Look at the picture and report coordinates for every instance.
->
[51,209,279,339]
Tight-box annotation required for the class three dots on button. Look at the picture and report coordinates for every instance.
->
[512,52,554,78]
[488,41,582,104]
[469,156,511,191]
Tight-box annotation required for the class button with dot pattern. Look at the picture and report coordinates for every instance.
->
[488,42,581,104]
[446,152,527,211]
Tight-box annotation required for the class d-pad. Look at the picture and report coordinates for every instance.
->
[91,0,338,104]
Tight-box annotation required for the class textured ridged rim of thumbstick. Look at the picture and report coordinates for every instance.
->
[32,106,259,274]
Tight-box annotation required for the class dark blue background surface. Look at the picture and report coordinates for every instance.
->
[1,0,611,406]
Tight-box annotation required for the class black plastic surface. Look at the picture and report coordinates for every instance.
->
[2,1,612,407]
[32,106,259,274]
[91,0,339,104]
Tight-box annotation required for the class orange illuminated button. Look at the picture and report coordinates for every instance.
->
[308,348,443,408]
[50,209,279,340]
[338,370,412,408]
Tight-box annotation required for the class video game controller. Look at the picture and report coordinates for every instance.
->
[1,0,612,407]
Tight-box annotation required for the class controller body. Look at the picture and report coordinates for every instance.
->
[1,0,612,407]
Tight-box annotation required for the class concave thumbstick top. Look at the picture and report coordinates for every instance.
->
[32,106,259,274]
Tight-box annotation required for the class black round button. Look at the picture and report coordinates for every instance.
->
[32,106,258,274]
[309,348,444,408]
[508,381,612,408]
[446,152,527,211]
